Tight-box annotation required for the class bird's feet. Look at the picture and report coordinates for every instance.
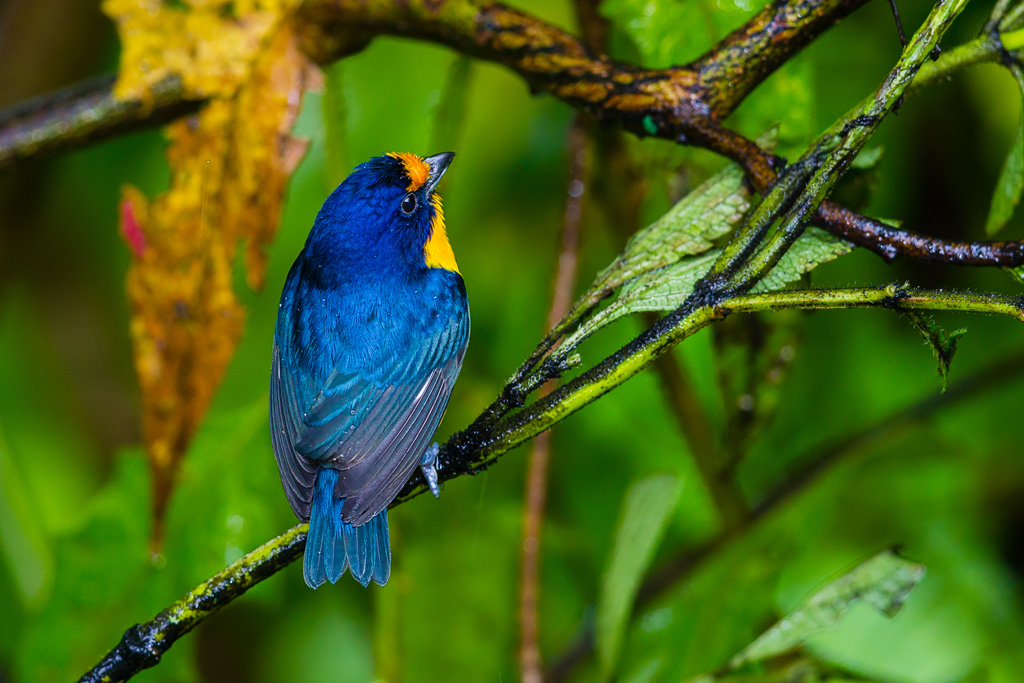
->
[420,442,442,498]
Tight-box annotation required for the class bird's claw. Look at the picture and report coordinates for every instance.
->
[420,442,441,498]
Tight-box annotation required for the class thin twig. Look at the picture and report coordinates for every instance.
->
[519,116,589,683]
[887,0,907,47]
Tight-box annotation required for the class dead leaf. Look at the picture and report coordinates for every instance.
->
[113,10,315,546]
[103,0,300,103]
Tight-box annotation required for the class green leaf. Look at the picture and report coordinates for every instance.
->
[985,68,1024,236]
[557,151,763,352]
[600,163,754,292]
[985,114,1024,236]
[902,311,967,392]
[597,473,683,681]
[554,129,775,342]
[728,549,926,669]
[564,227,851,353]
[583,129,776,303]
[749,227,854,293]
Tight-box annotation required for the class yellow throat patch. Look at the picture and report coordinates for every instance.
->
[424,195,460,273]
[387,152,459,273]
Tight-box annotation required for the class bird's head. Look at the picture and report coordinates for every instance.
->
[307,151,459,276]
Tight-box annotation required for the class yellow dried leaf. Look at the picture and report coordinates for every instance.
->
[103,0,300,103]
[229,25,313,289]
[116,19,314,544]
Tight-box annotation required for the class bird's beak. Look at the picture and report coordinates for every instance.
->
[423,152,455,195]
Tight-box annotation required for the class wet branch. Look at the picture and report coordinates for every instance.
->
[80,281,1024,683]
[4,0,1024,267]
[1,0,865,173]
[0,75,199,170]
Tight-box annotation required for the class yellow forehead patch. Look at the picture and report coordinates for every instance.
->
[424,195,460,273]
[387,152,430,191]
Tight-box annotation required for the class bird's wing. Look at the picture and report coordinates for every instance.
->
[272,311,468,525]
[270,341,319,520]
[335,351,463,525]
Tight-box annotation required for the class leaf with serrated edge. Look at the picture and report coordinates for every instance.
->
[596,166,752,295]
[750,228,854,293]
[728,550,925,669]
[563,228,851,353]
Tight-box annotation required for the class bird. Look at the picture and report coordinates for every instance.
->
[269,151,469,588]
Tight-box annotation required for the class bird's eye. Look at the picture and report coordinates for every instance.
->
[400,193,418,215]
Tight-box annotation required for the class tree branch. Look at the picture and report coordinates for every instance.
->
[77,525,307,683]
[0,75,198,171]
[3,0,1023,269]
[3,0,861,172]
[78,280,1023,682]
[295,0,868,128]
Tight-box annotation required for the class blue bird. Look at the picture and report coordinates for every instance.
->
[270,152,469,588]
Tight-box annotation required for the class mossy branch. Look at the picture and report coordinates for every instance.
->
[1,0,863,173]
[0,75,199,171]
[3,0,1024,267]
[79,281,1024,683]
[77,525,307,683]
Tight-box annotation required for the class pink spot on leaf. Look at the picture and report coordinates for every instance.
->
[120,196,147,258]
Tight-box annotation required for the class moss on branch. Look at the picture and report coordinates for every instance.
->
[3,0,1024,267]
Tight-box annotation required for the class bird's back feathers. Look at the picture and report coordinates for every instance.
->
[269,152,468,588]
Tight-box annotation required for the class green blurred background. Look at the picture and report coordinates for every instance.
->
[2,0,1024,681]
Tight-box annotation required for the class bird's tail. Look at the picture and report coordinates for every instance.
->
[304,467,391,588]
